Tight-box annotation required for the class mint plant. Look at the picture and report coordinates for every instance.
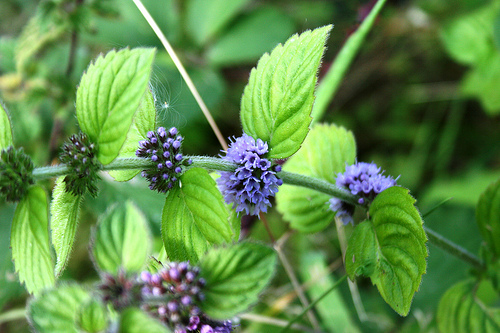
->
[1,0,499,332]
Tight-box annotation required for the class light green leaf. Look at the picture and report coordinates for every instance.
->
[241,25,332,158]
[186,0,251,46]
[0,101,13,149]
[207,8,295,66]
[476,178,500,258]
[437,279,500,333]
[76,48,156,165]
[119,308,170,333]
[50,177,83,277]
[28,284,90,333]
[109,88,156,181]
[276,124,356,233]
[77,299,108,333]
[162,168,232,263]
[11,186,55,295]
[345,186,428,316]
[199,242,277,319]
[92,201,151,274]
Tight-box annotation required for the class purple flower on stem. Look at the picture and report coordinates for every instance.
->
[329,162,398,225]
[217,134,282,216]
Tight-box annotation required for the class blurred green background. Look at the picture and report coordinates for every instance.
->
[1,0,500,332]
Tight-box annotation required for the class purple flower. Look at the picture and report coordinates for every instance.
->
[329,162,398,225]
[217,134,283,216]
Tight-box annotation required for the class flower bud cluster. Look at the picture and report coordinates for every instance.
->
[140,262,233,333]
[98,271,139,311]
[136,127,192,193]
[0,146,35,202]
[217,134,282,216]
[59,133,101,197]
[329,161,398,224]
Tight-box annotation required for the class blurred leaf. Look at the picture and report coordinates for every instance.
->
[76,48,155,165]
[11,186,54,295]
[162,168,232,263]
[50,177,83,277]
[186,0,251,46]
[345,187,428,316]
[28,284,89,333]
[276,124,356,233]
[119,308,170,333]
[207,7,295,66]
[0,100,12,149]
[476,178,500,258]
[76,299,108,333]
[199,242,276,319]
[241,25,331,159]
[92,201,151,274]
[109,88,156,181]
[437,279,500,332]
[299,252,359,333]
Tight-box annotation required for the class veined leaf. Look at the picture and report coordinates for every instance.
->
[199,242,276,319]
[119,308,170,333]
[50,177,83,277]
[437,279,500,333]
[162,168,232,263]
[28,284,90,333]
[109,88,156,181]
[241,25,332,158]
[76,48,155,165]
[76,299,108,333]
[345,186,427,316]
[0,100,13,149]
[92,201,151,274]
[11,186,55,294]
[476,178,500,258]
[276,123,356,233]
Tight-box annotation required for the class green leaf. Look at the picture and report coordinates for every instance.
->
[92,201,151,274]
[437,279,500,333]
[77,299,108,333]
[76,48,156,165]
[311,0,387,123]
[476,178,500,258]
[345,186,428,316]
[276,123,356,233]
[28,284,90,333]
[50,177,83,277]
[186,0,251,46]
[207,8,295,66]
[199,242,277,319]
[119,308,170,333]
[109,88,156,181]
[240,25,332,159]
[162,168,232,263]
[11,186,55,295]
[0,101,13,149]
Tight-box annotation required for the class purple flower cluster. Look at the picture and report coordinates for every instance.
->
[329,162,398,225]
[136,127,192,193]
[217,134,282,216]
[98,270,138,310]
[140,262,233,333]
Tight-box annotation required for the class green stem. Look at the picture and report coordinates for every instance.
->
[280,275,348,333]
[0,308,26,325]
[424,226,484,270]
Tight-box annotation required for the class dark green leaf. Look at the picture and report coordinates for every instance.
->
[119,308,170,333]
[50,177,83,277]
[345,187,428,316]
[476,178,500,258]
[240,25,332,158]
[437,279,500,333]
[0,100,12,149]
[276,124,356,233]
[77,299,108,333]
[11,186,54,294]
[28,284,90,333]
[76,48,156,165]
[92,201,151,274]
[162,168,232,263]
[199,242,277,319]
